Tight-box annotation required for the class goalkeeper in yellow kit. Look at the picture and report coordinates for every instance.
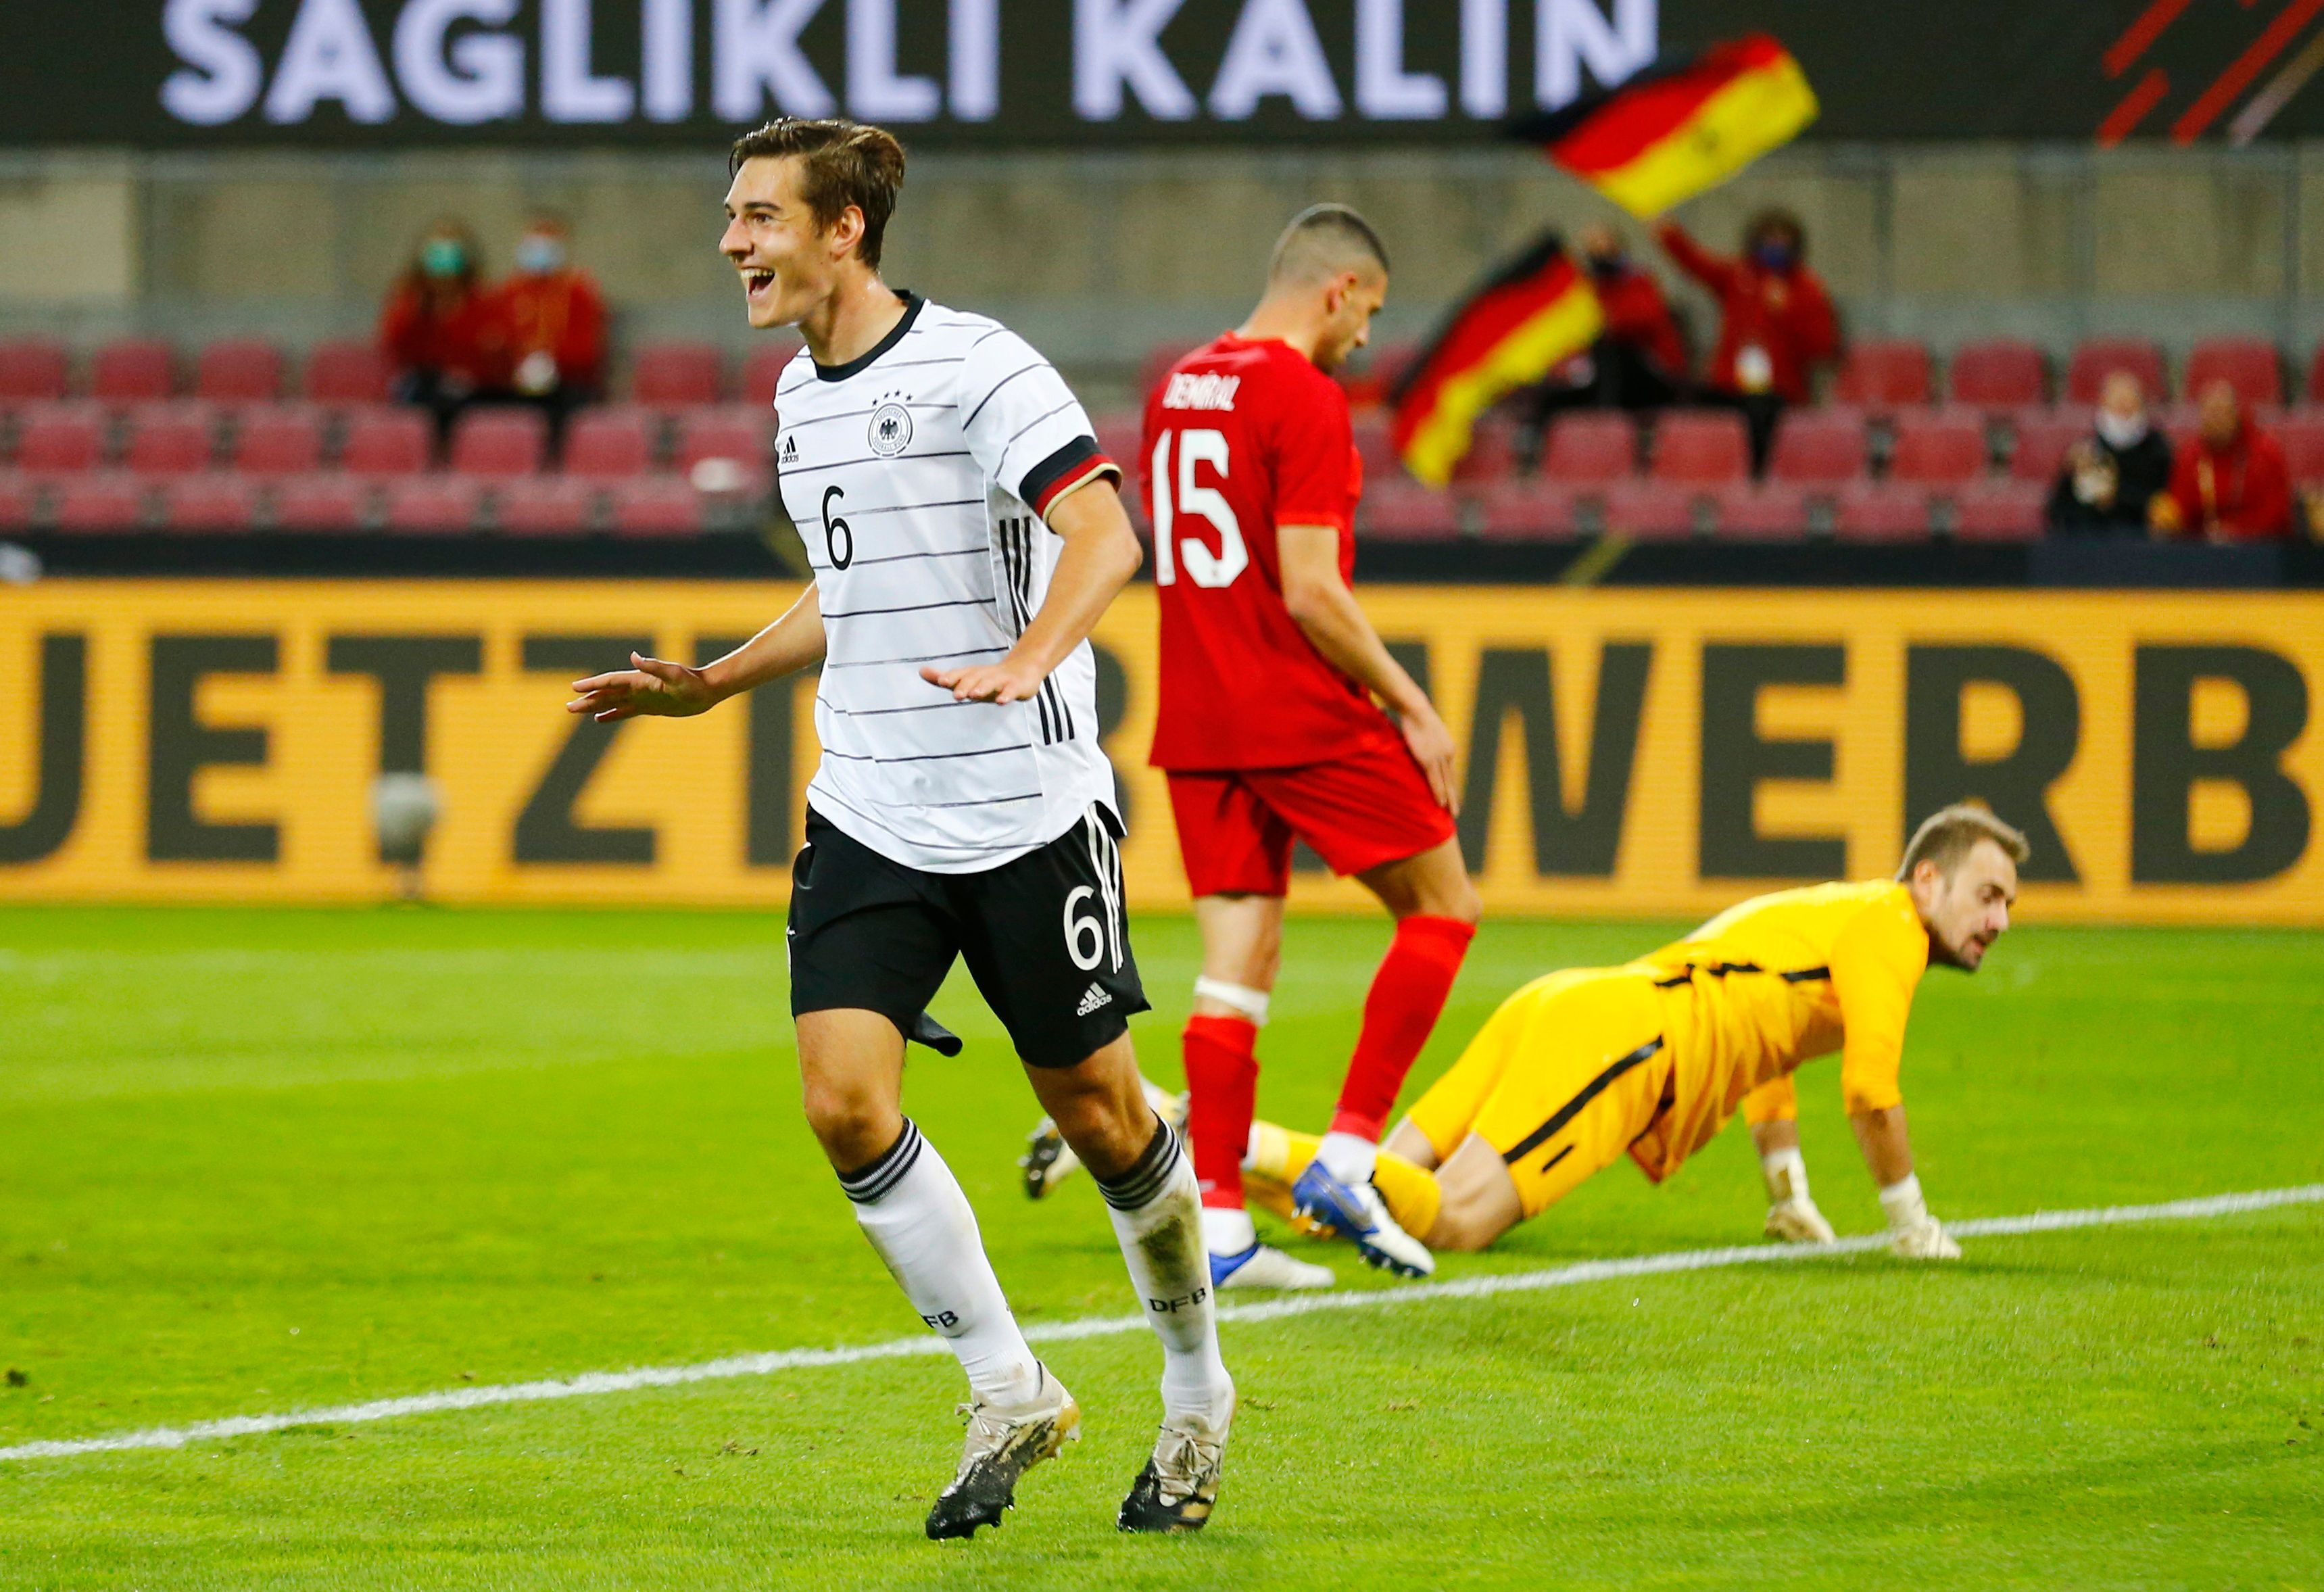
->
[1246,805,2027,1261]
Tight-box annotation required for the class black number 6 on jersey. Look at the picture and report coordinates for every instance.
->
[821,484,853,569]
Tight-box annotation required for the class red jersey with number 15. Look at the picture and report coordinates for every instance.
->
[1143,335,1400,771]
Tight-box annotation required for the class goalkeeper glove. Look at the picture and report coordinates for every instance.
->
[1760,1147,1836,1243]
[1879,1174,1962,1259]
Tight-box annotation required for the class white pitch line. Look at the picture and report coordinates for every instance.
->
[5,1182,2317,1465]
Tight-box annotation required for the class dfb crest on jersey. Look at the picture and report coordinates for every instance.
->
[868,402,913,457]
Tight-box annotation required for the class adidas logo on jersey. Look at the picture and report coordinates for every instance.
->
[1075,983,1113,1017]
[1161,372,1240,412]
[779,433,798,463]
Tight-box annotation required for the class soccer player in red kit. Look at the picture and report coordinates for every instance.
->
[1144,206,1482,1288]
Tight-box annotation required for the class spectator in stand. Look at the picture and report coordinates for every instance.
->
[2151,380,2293,541]
[1522,223,1685,466]
[1655,208,1838,475]
[2045,371,2173,535]
[380,220,504,441]
[492,214,606,443]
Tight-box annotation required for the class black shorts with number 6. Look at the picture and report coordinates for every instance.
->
[788,804,1150,1068]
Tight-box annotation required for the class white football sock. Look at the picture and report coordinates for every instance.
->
[1760,1146,1810,1205]
[1097,1117,1234,1424]
[1317,1129,1378,1185]
[841,1119,1042,1407]
[1201,1205,1257,1256]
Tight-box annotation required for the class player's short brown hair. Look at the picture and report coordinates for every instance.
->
[728,118,907,270]
[1267,203,1391,285]
[1896,803,2032,882]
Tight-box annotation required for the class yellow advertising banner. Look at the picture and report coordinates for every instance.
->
[1,581,2319,923]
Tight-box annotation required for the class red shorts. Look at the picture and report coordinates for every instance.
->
[1165,738,1456,898]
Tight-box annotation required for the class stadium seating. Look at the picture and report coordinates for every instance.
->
[90,339,175,402]
[194,341,283,402]
[2008,408,2091,481]
[1835,482,1932,542]
[740,341,801,408]
[495,477,600,535]
[1453,416,1519,483]
[381,475,484,533]
[676,408,773,490]
[303,341,391,404]
[1767,408,1868,483]
[15,404,108,473]
[1541,412,1636,483]
[272,473,370,532]
[448,408,545,477]
[629,343,725,408]
[160,473,262,531]
[1948,340,2048,409]
[230,406,325,476]
[122,404,220,475]
[2183,337,2283,406]
[608,477,704,535]
[1361,479,1462,539]
[1887,408,1988,483]
[562,407,657,478]
[51,474,147,531]
[1474,480,1581,539]
[1651,411,1751,483]
[340,408,433,475]
[0,473,32,530]
[2275,410,2324,483]
[0,339,69,403]
[1349,413,1399,483]
[2066,338,2166,405]
[1953,480,2047,541]
[1709,481,1812,541]
[1834,339,1932,409]
[1604,480,1699,539]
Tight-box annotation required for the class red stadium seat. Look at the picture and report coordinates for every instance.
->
[1603,480,1699,539]
[676,407,773,491]
[1453,416,1520,483]
[0,473,32,530]
[1349,412,1399,483]
[1835,340,1932,409]
[2183,337,2283,406]
[339,407,433,475]
[14,404,109,473]
[122,404,220,475]
[449,408,545,477]
[1948,340,2048,409]
[90,339,175,402]
[562,406,657,479]
[302,341,391,404]
[382,476,484,534]
[608,477,705,536]
[1708,481,1810,541]
[1361,480,1462,539]
[51,473,148,531]
[160,473,262,531]
[1887,408,1989,483]
[629,342,725,408]
[0,339,69,403]
[1835,482,1933,543]
[231,406,325,476]
[2066,339,2166,406]
[2274,410,2324,483]
[2008,407,2093,481]
[1651,410,1751,484]
[194,340,283,402]
[1475,480,1583,539]
[271,473,370,532]
[495,476,600,534]
[1541,412,1636,483]
[740,340,804,408]
[1767,408,1868,484]
[1954,481,2047,542]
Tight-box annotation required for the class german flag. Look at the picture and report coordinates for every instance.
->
[1511,35,1818,219]
[1390,234,1603,487]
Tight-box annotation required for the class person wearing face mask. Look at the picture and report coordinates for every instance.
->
[2045,371,2173,535]
[1655,208,1839,475]
[2151,379,2294,542]
[489,215,608,443]
[1522,223,1686,462]
[379,221,504,441]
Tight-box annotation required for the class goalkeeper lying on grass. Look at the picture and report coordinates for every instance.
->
[1032,804,2023,1268]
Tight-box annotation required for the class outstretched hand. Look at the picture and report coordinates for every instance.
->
[566,653,719,722]
[921,657,1046,704]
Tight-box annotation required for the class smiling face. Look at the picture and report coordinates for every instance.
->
[719,156,858,331]
[1910,838,2019,971]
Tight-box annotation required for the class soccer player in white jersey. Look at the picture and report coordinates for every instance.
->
[566,119,1231,1539]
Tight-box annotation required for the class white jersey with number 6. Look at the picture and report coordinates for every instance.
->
[771,293,1123,873]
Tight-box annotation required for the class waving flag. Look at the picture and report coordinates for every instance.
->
[1390,235,1603,487]
[1512,35,1819,219]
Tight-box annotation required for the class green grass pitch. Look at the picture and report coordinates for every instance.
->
[1,906,2319,1590]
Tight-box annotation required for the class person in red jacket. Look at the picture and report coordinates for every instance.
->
[492,214,608,441]
[1656,209,1839,474]
[2152,381,2294,541]
[380,220,505,441]
[1523,224,1686,462]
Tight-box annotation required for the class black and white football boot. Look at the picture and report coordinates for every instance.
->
[1116,1395,1233,1534]
[923,1365,1080,1541]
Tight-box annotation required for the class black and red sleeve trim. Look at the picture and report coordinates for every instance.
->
[1023,435,1122,519]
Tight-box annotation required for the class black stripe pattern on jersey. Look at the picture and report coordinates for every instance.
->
[1501,1037,1666,1167]
[1095,1116,1183,1212]
[996,514,1074,746]
[1652,961,1832,988]
[838,1118,924,1203]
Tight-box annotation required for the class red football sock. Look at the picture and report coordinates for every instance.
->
[1331,915,1477,1141]
[1182,1015,1259,1210]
